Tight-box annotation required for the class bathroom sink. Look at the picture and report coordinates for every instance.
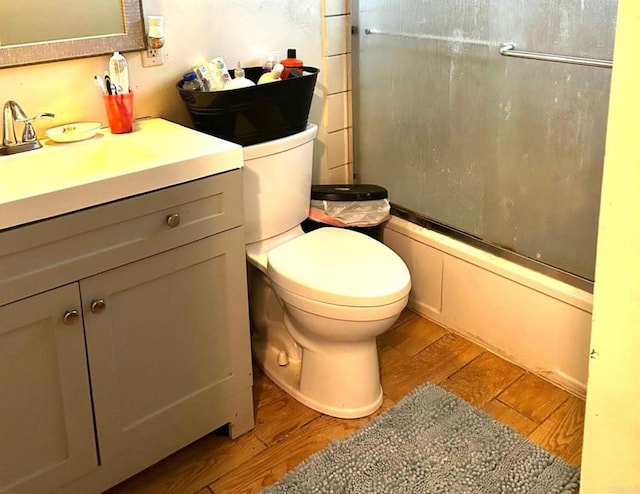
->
[0,136,160,194]
[0,118,243,230]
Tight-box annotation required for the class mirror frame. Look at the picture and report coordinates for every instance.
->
[0,0,145,68]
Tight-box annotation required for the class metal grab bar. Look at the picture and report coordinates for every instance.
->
[361,29,613,69]
[363,28,491,47]
[499,43,612,69]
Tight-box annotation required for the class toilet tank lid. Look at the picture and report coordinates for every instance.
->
[242,123,318,162]
[267,227,411,307]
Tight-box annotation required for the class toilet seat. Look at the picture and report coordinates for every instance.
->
[273,283,410,323]
[267,227,411,308]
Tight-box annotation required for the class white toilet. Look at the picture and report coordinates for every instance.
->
[243,124,411,418]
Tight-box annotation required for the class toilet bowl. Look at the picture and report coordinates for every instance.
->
[243,124,411,418]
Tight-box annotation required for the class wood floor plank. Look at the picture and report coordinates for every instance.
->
[377,315,447,356]
[377,340,406,370]
[390,308,419,329]
[210,411,376,494]
[253,364,287,408]
[441,351,525,407]
[498,372,571,423]
[528,395,585,466]
[106,430,266,494]
[378,343,410,395]
[253,390,321,446]
[482,399,538,436]
[381,332,485,402]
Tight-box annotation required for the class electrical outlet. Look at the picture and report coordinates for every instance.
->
[141,47,165,67]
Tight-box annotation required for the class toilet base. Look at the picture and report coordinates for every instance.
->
[252,332,383,419]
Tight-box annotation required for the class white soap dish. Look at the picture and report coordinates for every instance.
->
[45,122,102,143]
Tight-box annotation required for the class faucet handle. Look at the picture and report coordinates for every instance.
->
[28,112,55,121]
[19,112,55,142]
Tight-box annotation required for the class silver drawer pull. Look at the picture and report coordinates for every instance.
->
[166,213,181,228]
[90,299,106,314]
[63,310,80,326]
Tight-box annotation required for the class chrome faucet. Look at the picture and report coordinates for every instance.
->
[1,100,54,155]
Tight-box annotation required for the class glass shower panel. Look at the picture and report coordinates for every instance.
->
[354,0,616,281]
[356,0,494,237]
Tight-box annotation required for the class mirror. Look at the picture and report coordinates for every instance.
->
[0,0,145,68]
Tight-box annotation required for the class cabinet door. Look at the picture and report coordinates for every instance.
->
[0,284,97,494]
[82,229,252,464]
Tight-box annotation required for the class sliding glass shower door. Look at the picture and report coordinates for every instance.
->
[353,0,617,283]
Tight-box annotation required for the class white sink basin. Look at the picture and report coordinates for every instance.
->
[1,136,161,195]
[0,119,243,230]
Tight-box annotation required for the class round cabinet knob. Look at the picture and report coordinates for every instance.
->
[63,309,80,326]
[166,213,181,228]
[90,299,106,314]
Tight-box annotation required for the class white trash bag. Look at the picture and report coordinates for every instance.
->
[308,198,391,227]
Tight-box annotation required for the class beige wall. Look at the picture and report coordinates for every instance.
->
[0,1,352,183]
[581,0,640,491]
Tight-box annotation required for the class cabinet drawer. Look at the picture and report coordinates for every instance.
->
[0,170,243,306]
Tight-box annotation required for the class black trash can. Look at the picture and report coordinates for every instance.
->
[301,184,390,241]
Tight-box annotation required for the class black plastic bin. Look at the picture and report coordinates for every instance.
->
[177,66,319,146]
[302,184,390,242]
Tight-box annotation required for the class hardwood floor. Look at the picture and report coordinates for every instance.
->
[107,309,585,494]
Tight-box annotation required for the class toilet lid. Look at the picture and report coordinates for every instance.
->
[267,227,411,307]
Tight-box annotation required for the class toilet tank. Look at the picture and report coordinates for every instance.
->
[243,124,318,244]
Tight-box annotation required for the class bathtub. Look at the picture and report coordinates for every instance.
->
[383,215,592,397]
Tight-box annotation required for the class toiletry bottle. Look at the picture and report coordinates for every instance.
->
[109,51,129,93]
[225,62,256,90]
[280,49,303,79]
[262,53,280,73]
[258,63,284,84]
[193,64,212,91]
[182,71,203,91]
[208,57,231,90]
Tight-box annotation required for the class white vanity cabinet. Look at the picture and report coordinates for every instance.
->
[0,169,254,494]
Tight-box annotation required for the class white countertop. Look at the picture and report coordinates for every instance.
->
[0,118,243,231]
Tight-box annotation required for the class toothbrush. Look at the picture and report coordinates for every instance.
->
[94,75,107,94]
[104,73,113,95]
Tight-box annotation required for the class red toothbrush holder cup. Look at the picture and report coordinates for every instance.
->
[103,92,134,134]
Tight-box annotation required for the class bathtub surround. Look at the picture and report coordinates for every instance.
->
[323,0,354,183]
[384,216,592,398]
[263,381,579,493]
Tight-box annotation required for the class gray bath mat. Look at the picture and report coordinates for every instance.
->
[262,382,580,493]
